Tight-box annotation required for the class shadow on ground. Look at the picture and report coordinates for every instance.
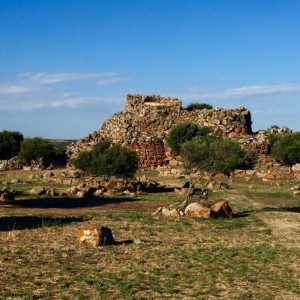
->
[0,215,84,231]
[10,196,139,209]
[234,206,300,218]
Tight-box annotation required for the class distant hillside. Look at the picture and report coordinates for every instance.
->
[48,139,77,148]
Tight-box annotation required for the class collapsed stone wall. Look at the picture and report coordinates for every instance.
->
[67,94,269,168]
[0,157,46,171]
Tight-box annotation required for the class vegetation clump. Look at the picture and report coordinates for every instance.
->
[181,136,244,179]
[18,137,67,167]
[72,140,138,178]
[270,132,300,167]
[186,102,213,111]
[0,130,24,159]
[167,123,212,155]
[167,122,256,183]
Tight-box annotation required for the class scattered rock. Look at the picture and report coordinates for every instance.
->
[77,226,115,247]
[184,203,211,218]
[76,190,87,198]
[11,178,20,184]
[291,185,300,191]
[69,186,79,195]
[30,186,46,195]
[43,172,54,179]
[77,226,101,247]
[46,188,57,196]
[103,188,115,197]
[153,199,233,220]
[211,200,233,219]
[94,189,104,196]
[0,193,14,202]
[0,187,16,202]
[207,181,229,190]
[99,226,115,246]
[152,207,183,218]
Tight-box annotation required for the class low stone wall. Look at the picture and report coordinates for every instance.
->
[129,143,166,168]
[0,157,44,171]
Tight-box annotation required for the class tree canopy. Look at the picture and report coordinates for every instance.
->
[167,122,212,155]
[181,137,243,177]
[270,132,300,166]
[0,130,24,160]
[18,137,67,167]
[186,103,213,111]
[72,140,138,178]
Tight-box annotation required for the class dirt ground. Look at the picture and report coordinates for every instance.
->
[0,170,299,299]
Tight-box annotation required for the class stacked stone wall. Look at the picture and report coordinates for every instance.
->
[67,94,269,168]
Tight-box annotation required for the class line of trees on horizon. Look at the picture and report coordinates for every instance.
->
[1,126,300,178]
[0,130,67,167]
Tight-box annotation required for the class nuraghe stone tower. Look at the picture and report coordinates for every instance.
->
[67,94,269,167]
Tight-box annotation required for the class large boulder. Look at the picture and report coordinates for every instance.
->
[184,203,211,218]
[77,226,115,247]
[211,200,233,219]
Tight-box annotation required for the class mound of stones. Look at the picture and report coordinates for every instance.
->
[68,175,160,198]
[152,200,233,219]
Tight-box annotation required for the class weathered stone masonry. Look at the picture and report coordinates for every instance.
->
[67,94,269,168]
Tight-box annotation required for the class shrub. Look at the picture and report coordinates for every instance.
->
[72,140,138,178]
[0,130,24,159]
[270,132,300,166]
[181,137,243,177]
[167,123,212,155]
[18,137,67,167]
[186,103,213,111]
[72,151,92,172]
[238,150,258,170]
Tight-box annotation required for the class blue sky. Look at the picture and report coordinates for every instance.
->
[1,0,300,139]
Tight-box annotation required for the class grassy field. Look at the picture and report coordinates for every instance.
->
[0,169,299,299]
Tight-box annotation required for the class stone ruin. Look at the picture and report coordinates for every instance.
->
[67,94,270,168]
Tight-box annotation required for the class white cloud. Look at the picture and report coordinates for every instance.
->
[181,84,300,101]
[20,72,128,85]
[0,71,129,111]
[50,96,109,108]
[0,84,34,95]
[224,84,300,97]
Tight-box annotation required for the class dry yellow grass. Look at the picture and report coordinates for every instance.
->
[0,169,299,299]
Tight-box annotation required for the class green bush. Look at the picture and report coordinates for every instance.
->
[18,137,67,167]
[186,103,213,111]
[270,132,300,166]
[167,123,212,155]
[237,150,258,170]
[181,137,243,176]
[72,151,92,172]
[72,140,138,178]
[0,130,24,159]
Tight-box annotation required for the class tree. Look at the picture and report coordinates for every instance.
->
[270,132,300,167]
[167,122,212,155]
[179,137,244,209]
[0,130,24,159]
[182,137,243,179]
[18,137,56,167]
[186,103,213,111]
[72,140,138,178]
